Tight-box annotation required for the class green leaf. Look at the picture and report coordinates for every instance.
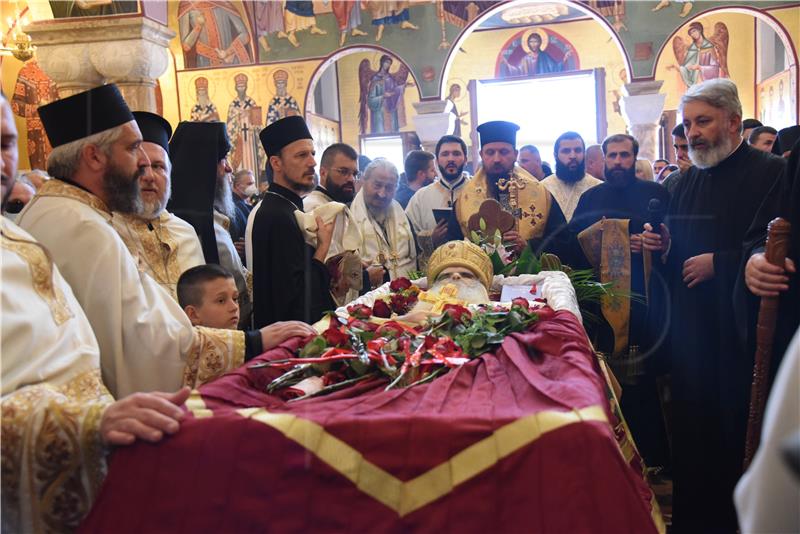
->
[470,335,487,350]
[470,230,481,244]
[299,336,327,358]
[479,217,487,232]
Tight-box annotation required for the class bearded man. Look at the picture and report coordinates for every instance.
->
[570,133,670,469]
[642,78,786,532]
[405,135,470,264]
[419,239,493,308]
[450,121,573,264]
[18,85,313,397]
[169,120,252,327]
[541,131,602,222]
[111,112,204,301]
[303,142,359,211]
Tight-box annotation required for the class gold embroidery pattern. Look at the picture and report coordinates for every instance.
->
[1,227,74,325]
[456,166,550,241]
[35,179,110,215]
[183,327,246,388]
[232,405,611,518]
[1,370,111,533]
[115,213,183,300]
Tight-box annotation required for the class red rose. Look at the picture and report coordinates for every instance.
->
[390,278,412,291]
[347,304,372,320]
[322,370,347,386]
[443,304,472,325]
[389,293,413,314]
[372,299,392,318]
[511,297,530,311]
[349,319,378,332]
[322,326,349,347]
[375,321,404,338]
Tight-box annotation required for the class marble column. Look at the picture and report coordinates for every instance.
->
[619,81,666,163]
[24,16,175,111]
[412,100,453,153]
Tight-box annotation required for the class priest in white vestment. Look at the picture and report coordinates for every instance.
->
[351,158,417,285]
[112,112,204,301]
[303,142,359,212]
[0,98,190,533]
[405,135,470,267]
[18,85,314,397]
[541,131,601,222]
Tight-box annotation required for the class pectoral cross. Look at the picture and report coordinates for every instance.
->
[497,176,526,219]
[417,284,465,314]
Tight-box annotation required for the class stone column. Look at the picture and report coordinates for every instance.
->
[412,100,453,153]
[25,17,175,111]
[619,81,666,163]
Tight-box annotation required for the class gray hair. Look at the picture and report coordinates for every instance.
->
[46,125,126,180]
[362,157,398,182]
[679,78,743,133]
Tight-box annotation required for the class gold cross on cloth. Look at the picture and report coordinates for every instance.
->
[417,284,465,314]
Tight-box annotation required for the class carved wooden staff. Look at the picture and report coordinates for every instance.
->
[743,217,791,471]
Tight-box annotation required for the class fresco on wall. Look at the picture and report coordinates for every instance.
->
[477,2,583,29]
[445,80,468,137]
[266,68,301,125]
[308,113,340,158]
[758,69,796,130]
[669,20,729,91]
[189,76,221,121]
[226,73,263,172]
[651,0,694,18]
[178,1,255,69]
[49,0,138,18]
[497,28,579,78]
[579,1,626,32]
[11,59,58,170]
[358,53,413,134]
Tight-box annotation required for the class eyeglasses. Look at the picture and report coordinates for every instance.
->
[333,167,360,179]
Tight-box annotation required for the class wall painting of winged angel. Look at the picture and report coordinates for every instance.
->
[358,54,413,134]
[669,21,729,91]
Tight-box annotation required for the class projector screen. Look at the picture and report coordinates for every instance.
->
[472,70,604,165]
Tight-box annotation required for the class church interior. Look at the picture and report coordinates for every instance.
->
[1,1,799,532]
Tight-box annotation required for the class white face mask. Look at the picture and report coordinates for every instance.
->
[244,185,258,197]
[3,211,18,222]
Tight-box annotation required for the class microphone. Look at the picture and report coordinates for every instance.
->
[647,198,664,231]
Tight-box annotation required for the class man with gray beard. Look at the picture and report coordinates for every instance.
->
[112,112,204,301]
[642,78,786,532]
[169,120,252,327]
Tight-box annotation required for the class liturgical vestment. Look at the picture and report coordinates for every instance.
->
[662,141,786,531]
[112,210,205,301]
[541,173,602,222]
[18,180,247,398]
[1,217,112,533]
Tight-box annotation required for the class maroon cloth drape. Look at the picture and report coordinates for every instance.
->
[80,309,659,533]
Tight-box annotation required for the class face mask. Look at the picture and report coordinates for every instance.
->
[3,211,18,222]
[244,185,258,197]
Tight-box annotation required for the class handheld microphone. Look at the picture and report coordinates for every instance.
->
[647,198,664,231]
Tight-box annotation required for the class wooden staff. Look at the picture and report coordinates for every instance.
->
[743,217,791,471]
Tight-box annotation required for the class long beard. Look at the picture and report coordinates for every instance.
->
[689,134,735,169]
[104,164,144,214]
[214,174,236,220]
[604,164,636,188]
[139,177,171,220]
[422,278,490,307]
[326,180,355,204]
[555,159,585,183]
[438,163,465,184]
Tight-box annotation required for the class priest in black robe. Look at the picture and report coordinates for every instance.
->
[570,133,671,469]
[643,79,787,532]
[738,139,799,378]
[251,116,335,327]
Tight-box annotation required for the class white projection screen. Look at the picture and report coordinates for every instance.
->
[470,69,607,165]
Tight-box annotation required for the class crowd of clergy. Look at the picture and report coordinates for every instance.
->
[1,75,798,533]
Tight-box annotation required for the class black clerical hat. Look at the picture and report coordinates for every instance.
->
[773,125,800,156]
[477,120,520,148]
[259,115,313,157]
[38,84,133,148]
[133,111,172,153]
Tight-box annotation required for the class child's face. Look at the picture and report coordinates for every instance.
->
[193,278,240,329]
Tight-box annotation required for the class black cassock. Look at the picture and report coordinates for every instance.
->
[736,140,800,378]
[251,183,334,328]
[663,141,786,532]
[570,178,671,468]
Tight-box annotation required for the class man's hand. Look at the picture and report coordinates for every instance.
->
[366,264,385,289]
[630,233,643,254]
[260,321,317,351]
[312,215,335,262]
[642,222,671,254]
[431,219,449,247]
[677,155,692,174]
[745,253,796,297]
[682,253,714,288]
[502,230,525,254]
[100,387,191,446]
